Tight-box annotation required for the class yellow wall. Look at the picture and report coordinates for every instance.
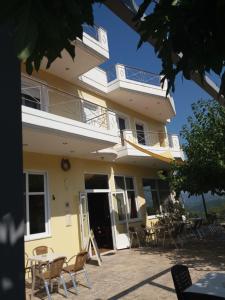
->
[24,152,159,258]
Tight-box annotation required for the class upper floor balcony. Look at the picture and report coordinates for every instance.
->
[79,64,176,122]
[115,129,184,167]
[41,25,109,83]
[21,76,119,159]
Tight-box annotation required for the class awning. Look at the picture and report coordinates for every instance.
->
[124,138,176,164]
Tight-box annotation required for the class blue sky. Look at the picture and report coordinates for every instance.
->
[93,4,211,136]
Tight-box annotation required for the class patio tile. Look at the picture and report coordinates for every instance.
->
[26,240,225,300]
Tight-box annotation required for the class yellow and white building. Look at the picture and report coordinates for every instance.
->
[23,25,184,258]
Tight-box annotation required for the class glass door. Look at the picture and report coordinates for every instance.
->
[79,192,90,249]
[111,192,130,249]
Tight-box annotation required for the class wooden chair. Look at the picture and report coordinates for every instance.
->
[63,251,91,293]
[33,256,68,300]
[32,246,54,256]
[171,264,192,300]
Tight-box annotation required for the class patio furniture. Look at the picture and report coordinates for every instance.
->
[63,250,91,293]
[129,226,140,248]
[32,246,54,256]
[171,264,192,300]
[25,252,32,278]
[34,256,67,300]
[29,252,67,300]
[184,272,225,299]
[140,224,155,247]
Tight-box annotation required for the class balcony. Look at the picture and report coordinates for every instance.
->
[79,64,175,122]
[21,77,119,159]
[41,25,109,83]
[115,130,184,167]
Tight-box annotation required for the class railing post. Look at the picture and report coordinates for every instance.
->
[107,111,118,131]
[98,27,109,52]
[115,64,126,80]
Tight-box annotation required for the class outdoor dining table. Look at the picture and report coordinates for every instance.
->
[28,252,66,300]
[184,272,225,299]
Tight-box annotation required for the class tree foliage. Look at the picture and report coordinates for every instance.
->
[166,99,225,198]
[0,0,102,74]
[135,0,225,97]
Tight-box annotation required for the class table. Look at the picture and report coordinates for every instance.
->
[28,253,66,300]
[184,272,225,299]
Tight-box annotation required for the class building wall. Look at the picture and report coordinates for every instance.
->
[21,66,167,147]
[23,152,159,258]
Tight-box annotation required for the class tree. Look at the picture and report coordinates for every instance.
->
[166,99,225,217]
[0,2,101,299]
[134,0,225,101]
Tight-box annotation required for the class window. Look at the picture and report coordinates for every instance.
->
[142,179,170,216]
[135,123,146,145]
[114,176,138,219]
[24,172,49,240]
[85,174,109,189]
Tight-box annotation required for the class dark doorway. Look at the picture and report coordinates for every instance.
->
[87,193,113,251]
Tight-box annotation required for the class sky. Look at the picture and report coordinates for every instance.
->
[93,3,211,136]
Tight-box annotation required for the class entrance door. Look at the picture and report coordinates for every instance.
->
[112,192,130,249]
[79,192,90,249]
[87,193,113,251]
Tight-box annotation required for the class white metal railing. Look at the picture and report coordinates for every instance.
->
[21,80,117,131]
[120,129,180,150]
[83,24,100,41]
[106,64,163,87]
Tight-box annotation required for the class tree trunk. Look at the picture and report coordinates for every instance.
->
[201,193,208,220]
[0,25,25,299]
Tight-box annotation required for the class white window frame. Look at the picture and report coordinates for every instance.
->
[142,178,170,219]
[24,170,50,241]
[114,175,141,223]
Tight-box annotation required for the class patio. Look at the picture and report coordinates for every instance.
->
[26,240,225,300]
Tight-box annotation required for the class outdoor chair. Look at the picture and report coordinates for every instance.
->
[63,250,91,293]
[24,252,32,279]
[140,224,155,247]
[171,264,192,300]
[129,226,141,248]
[33,256,68,300]
[32,246,54,256]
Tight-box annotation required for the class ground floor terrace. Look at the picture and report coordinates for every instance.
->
[25,240,225,300]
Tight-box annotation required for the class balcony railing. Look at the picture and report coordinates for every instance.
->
[105,64,162,87]
[121,130,180,150]
[21,81,117,131]
[83,24,99,41]
[124,66,161,86]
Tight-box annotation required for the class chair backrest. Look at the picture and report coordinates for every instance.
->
[49,256,66,279]
[32,246,54,256]
[74,251,88,271]
[33,246,48,256]
[171,264,192,300]
[129,226,136,233]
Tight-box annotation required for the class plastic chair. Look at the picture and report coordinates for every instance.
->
[171,264,192,300]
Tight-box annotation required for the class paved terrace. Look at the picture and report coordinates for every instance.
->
[26,240,225,300]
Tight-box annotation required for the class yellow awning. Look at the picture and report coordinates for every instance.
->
[124,138,175,164]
